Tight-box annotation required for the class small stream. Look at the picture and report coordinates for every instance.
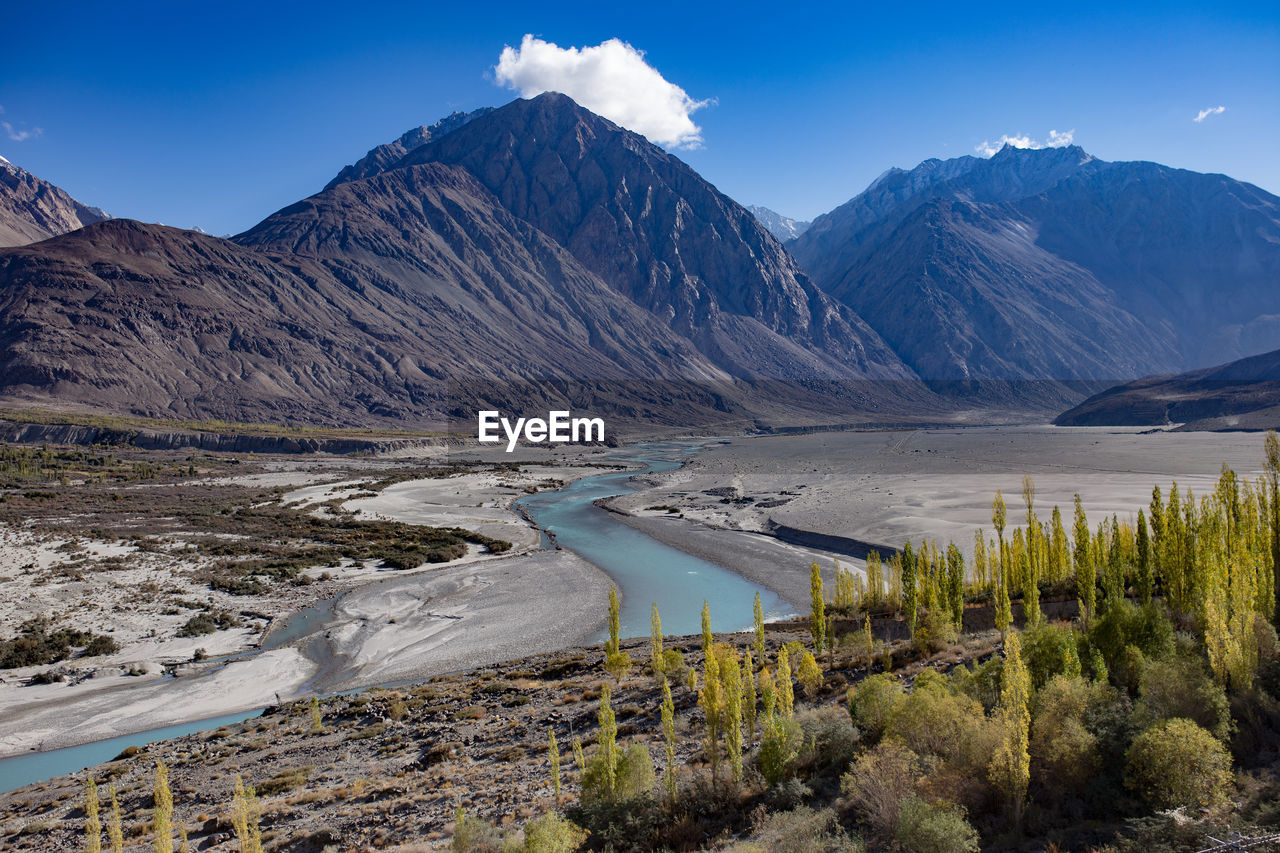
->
[516,442,790,639]
[0,441,788,791]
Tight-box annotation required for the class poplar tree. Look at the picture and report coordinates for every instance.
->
[1073,494,1095,627]
[752,592,765,660]
[776,645,794,719]
[153,761,173,853]
[699,649,722,782]
[598,684,619,796]
[548,728,562,803]
[833,558,857,611]
[901,541,919,634]
[742,650,758,741]
[809,561,827,654]
[990,630,1031,829]
[1023,475,1038,599]
[231,775,263,853]
[1266,431,1280,625]
[85,778,101,853]
[1104,514,1125,605]
[867,550,885,605]
[309,696,323,733]
[995,564,1012,642]
[721,646,744,782]
[1150,485,1165,595]
[973,530,989,592]
[605,586,630,680]
[1136,510,1153,605]
[701,601,713,659]
[108,785,123,853]
[946,543,965,630]
[993,490,1008,581]
[649,603,665,678]
[1050,506,1069,583]
[660,677,677,800]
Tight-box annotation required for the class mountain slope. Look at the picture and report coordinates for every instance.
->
[792,145,1280,384]
[394,93,914,385]
[0,157,109,247]
[323,109,494,191]
[0,162,755,427]
[1055,348,1280,430]
[0,96,939,430]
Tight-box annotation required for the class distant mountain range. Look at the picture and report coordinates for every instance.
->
[0,95,928,429]
[1,94,1278,430]
[0,157,108,247]
[747,206,810,242]
[790,145,1280,389]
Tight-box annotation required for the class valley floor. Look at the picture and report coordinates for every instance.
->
[2,424,1278,849]
[0,445,623,758]
[604,425,1272,596]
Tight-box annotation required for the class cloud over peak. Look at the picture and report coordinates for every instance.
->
[1194,105,1226,123]
[0,105,42,143]
[975,129,1075,157]
[494,35,710,149]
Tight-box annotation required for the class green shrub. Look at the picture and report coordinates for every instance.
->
[1023,621,1081,689]
[1134,655,1232,741]
[883,671,996,772]
[177,610,239,638]
[747,806,863,852]
[759,714,804,785]
[794,705,859,781]
[0,618,117,669]
[1125,718,1232,810]
[955,656,1002,713]
[1088,602,1174,688]
[452,807,503,852]
[841,741,919,840]
[1031,675,1101,800]
[521,811,586,853]
[83,635,120,657]
[580,742,654,804]
[892,795,979,853]
[256,765,311,796]
[912,608,956,654]
[847,673,902,742]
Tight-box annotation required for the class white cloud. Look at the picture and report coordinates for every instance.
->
[0,107,42,143]
[1194,105,1226,123]
[494,35,711,149]
[1,122,41,142]
[975,129,1075,157]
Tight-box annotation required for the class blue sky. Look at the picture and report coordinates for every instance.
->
[2,1,1276,235]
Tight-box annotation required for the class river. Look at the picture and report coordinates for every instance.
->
[0,442,788,792]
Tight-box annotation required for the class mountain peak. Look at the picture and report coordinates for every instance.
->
[323,106,495,190]
[988,140,1090,162]
[0,158,109,247]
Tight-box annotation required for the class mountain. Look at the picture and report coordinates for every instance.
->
[747,205,810,241]
[391,93,912,386]
[323,109,494,190]
[0,157,109,247]
[1055,347,1280,430]
[0,95,932,429]
[791,145,1280,386]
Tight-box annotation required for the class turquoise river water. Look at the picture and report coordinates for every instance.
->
[0,442,788,791]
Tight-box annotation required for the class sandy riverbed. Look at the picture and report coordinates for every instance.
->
[0,455,617,757]
[605,426,1273,603]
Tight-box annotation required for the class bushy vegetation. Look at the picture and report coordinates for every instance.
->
[0,617,119,669]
